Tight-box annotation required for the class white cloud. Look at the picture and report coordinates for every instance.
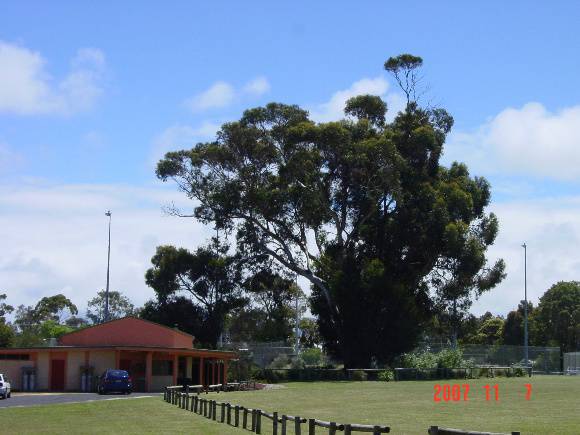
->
[184,76,270,113]
[471,195,580,315]
[150,121,221,164]
[242,76,270,97]
[0,41,106,115]
[0,182,213,312]
[445,103,580,181]
[185,81,235,112]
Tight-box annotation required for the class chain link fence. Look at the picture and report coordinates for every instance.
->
[563,352,580,374]
[416,342,561,373]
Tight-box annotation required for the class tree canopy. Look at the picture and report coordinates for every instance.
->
[155,55,504,366]
[86,290,137,324]
[144,240,246,348]
[532,281,580,352]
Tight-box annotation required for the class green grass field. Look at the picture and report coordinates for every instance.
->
[1,376,578,434]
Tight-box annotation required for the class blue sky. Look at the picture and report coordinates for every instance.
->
[1,1,580,316]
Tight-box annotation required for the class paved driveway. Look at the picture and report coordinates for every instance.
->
[0,392,161,408]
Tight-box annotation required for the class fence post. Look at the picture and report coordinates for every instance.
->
[308,418,315,435]
[273,411,279,435]
[235,405,240,427]
[295,416,302,435]
[428,426,439,435]
[203,399,207,417]
[251,409,256,431]
[329,421,337,435]
[281,415,287,435]
[227,403,232,425]
[243,408,248,429]
[220,402,225,422]
[212,401,217,421]
[344,424,351,435]
[372,425,381,435]
[256,410,262,434]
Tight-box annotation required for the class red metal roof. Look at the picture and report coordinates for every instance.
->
[59,317,195,348]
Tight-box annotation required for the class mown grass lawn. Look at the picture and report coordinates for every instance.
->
[215,376,580,434]
[0,396,241,434]
[1,376,579,434]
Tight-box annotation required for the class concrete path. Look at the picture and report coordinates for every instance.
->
[0,392,161,408]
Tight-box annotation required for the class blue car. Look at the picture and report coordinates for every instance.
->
[97,369,132,395]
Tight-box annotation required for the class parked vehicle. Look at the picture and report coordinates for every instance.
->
[0,374,11,399]
[97,369,132,395]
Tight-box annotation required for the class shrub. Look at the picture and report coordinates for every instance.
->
[377,370,394,382]
[400,348,474,369]
[290,357,305,370]
[268,354,291,369]
[436,349,474,369]
[301,348,324,366]
[350,370,368,381]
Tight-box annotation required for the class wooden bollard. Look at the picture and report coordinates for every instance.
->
[281,415,287,435]
[251,409,256,431]
[329,422,337,435]
[227,403,232,425]
[372,426,381,435]
[273,412,279,435]
[234,405,240,427]
[295,416,302,435]
[220,402,225,423]
[256,409,262,434]
[212,401,217,420]
[308,418,315,435]
[243,408,248,429]
[344,424,352,435]
[203,399,208,417]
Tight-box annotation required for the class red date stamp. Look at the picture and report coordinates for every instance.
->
[433,383,532,402]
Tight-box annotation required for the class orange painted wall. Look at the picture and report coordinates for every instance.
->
[59,317,193,348]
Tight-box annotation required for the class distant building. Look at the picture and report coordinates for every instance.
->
[0,317,236,392]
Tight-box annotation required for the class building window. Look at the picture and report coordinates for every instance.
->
[152,360,173,376]
[0,354,30,360]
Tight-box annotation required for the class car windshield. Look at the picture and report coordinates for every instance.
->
[107,370,128,379]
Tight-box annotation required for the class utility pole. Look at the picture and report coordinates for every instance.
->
[522,242,529,366]
[105,211,112,323]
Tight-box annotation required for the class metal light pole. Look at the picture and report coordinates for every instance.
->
[522,242,529,366]
[104,211,112,323]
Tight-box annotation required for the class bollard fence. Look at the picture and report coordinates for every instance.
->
[428,426,520,435]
